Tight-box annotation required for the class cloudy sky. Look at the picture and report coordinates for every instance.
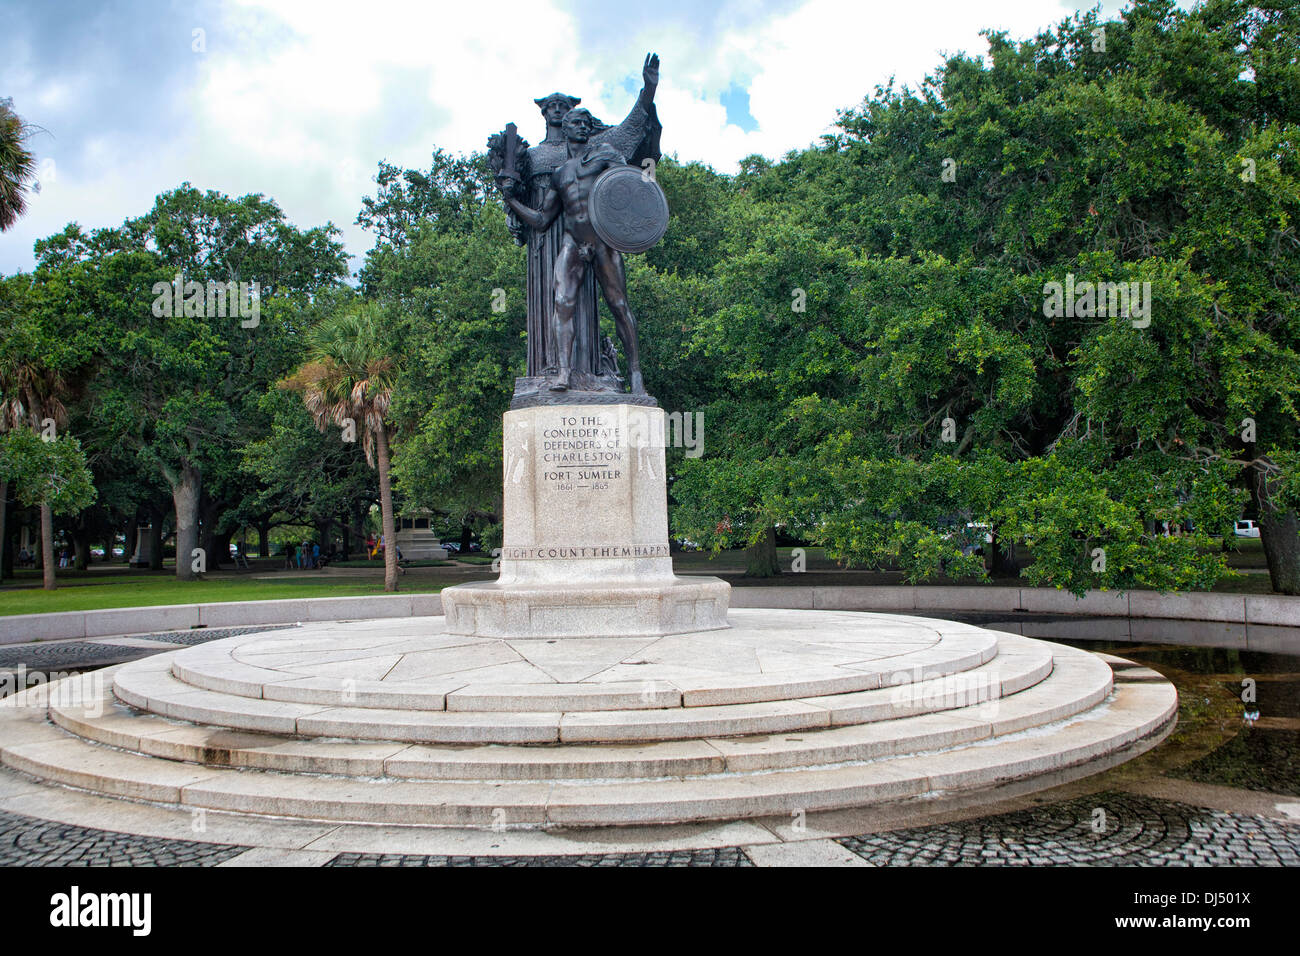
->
[2,0,1170,277]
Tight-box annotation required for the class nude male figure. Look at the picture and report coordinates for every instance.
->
[496,91,655,394]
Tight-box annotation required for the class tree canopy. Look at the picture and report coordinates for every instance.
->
[3,0,1297,596]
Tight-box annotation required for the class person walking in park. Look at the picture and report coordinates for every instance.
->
[284,543,296,571]
[312,541,321,570]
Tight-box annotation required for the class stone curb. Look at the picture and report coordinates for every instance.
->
[728,585,1297,625]
[0,593,444,646]
[1,585,1296,645]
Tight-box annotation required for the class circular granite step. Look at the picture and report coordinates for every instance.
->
[110,615,1048,744]
[0,611,1178,829]
[1,664,1175,827]
[51,642,1113,781]
[163,610,999,712]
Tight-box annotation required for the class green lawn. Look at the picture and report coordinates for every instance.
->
[0,574,458,617]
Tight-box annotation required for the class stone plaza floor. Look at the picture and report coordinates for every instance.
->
[0,790,1296,867]
[1,618,1297,866]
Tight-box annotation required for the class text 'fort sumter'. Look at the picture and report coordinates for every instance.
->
[542,414,624,489]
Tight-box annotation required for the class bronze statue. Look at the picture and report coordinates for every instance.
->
[489,53,664,403]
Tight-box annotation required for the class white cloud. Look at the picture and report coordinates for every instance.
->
[0,0,1170,276]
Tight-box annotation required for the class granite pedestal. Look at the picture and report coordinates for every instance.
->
[441,403,729,639]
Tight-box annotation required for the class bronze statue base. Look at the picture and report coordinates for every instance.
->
[510,375,658,410]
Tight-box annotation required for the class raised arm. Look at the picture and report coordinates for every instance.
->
[637,53,659,111]
[497,177,561,231]
[593,53,662,162]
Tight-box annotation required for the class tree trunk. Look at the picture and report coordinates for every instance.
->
[459,521,473,552]
[148,513,164,571]
[744,526,781,577]
[216,529,235,568]
[198,493,221,568]
[984,529,1013,575]
[123,514,138,564]
[172,465,202,580]
[1251,467,1300,595]
[40,502,56,590]
[0,480,8,582]
[0,497,12,580]
[258,520,270,560]
[376,428,399,592]
[1259,511,1300,595]
[73,522,90,571]
[350,501,366,556]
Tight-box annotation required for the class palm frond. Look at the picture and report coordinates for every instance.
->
[280,302,403,469]
[0,100,39,232]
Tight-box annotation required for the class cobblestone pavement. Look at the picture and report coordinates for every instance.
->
[133,624,299,647]
[0,791,1296,866]
[838,791,1300,866]
[326,848,754,867]
[0,625,299,679]
[0,808,248,866]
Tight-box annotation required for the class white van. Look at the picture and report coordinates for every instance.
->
[1234,519,1260,538]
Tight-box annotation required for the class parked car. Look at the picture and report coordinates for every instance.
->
[442,541,461,553]
[942,523,992,557]
[1234,519,1260,538]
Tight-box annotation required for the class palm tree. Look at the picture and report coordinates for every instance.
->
[281,304,403,591]
[0,98,37,232]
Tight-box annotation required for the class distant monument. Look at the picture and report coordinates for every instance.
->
[394,509,448,561]
[441,54,729,638]
[129,525,154,568]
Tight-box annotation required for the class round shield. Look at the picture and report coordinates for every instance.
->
[589,166,669,254]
